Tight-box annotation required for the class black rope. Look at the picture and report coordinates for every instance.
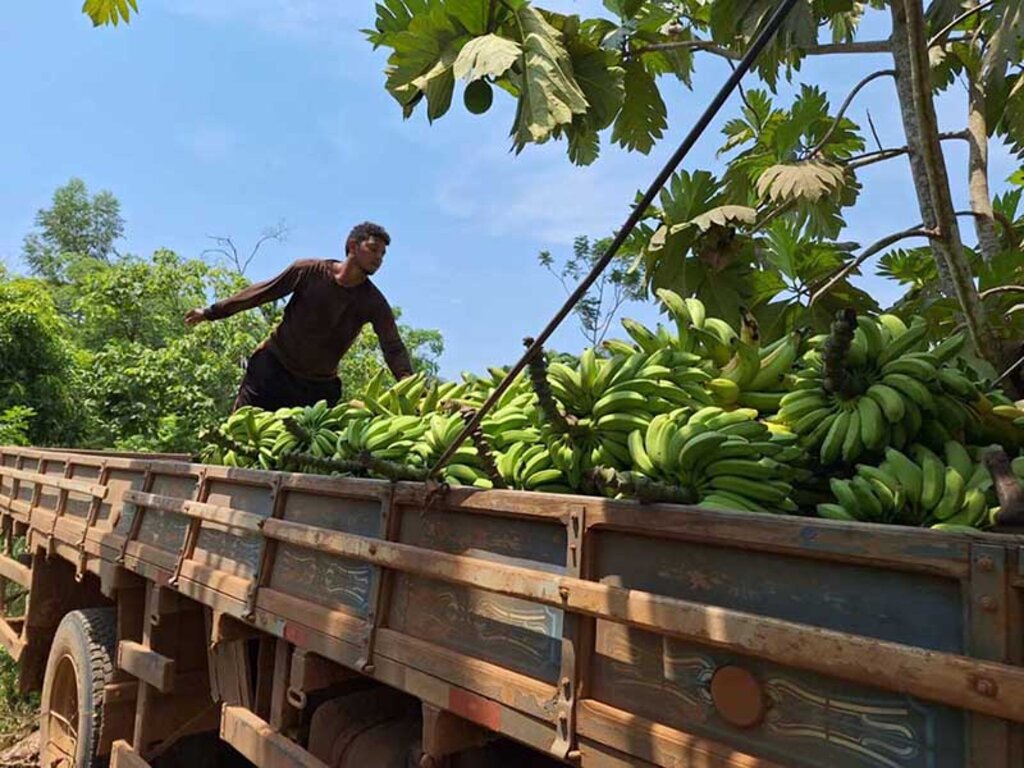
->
[428,0,803,480]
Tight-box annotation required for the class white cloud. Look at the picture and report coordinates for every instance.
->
[434,132,662,245]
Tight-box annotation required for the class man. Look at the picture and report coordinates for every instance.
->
[185,221,413,411]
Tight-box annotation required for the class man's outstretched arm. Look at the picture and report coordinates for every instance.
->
[185,261,307,326]
[370,300,414,380]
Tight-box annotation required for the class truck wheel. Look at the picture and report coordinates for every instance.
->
[39,608,117,768]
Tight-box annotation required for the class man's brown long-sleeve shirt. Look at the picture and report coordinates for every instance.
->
[205,259,413,381]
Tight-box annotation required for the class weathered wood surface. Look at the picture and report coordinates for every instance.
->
[1,446,1022,768]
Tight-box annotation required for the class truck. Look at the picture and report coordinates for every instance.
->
[0,442,1021,768]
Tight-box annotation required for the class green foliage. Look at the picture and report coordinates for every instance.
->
[81,0,138,27]
[0,649,37,751]
[22,178,125,282]
[0,407,35,447]
[366,0,1022,376]
[878,182,1024,346]
[1,180,446,454]
[0,279,80,445]
[538,235,645,346]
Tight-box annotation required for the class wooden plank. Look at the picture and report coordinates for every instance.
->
[392,484,577,521]
[0,553,31,588]
[969,544,1012,767]
[368,654,559,758]
[123,542,178,574]
[578,740,660,768]
[178,560,252,602]
[0,467,108,498]
[0,496,32,519]
[578,699,779,768]
[118,640,176,693]
[0,618,24,662]
[253,638,276,722]
[584,499,973,578]
[255,587,365,641]
[374,628,557,724]
[53,516,87,544]
[268,639,297,732]
[122,490,265,533]
[262,516,1024,724]
[249,608,364,679]
[220,705,328,768]
[111,740,152,768]
[208,638,253,708]
[277,472,389,499]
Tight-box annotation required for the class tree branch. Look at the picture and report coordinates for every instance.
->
[844,131,970,169]
[627,38,892,60]
[866,109,885,152]
[724,57,757,118]
[751,200,796,233]
[808,69,896,157]
[966,70,1002,261]
[204,222,288,275]
[803,40,892,55]
[928,0,996,47]
[954,209,1016,245]
[627,39,740,60]
[897,0,1000,366]
[244,220,289,275]
[809,226,939,305]
[980,285,1024,301]
[846,148,910,170]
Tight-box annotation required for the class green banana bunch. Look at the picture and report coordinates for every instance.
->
[778,312,991,468]
[622,407,796,513]
[819,442,999,529]
[197,303,1020,540]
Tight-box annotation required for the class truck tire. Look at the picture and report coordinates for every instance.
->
[39,608,117,768]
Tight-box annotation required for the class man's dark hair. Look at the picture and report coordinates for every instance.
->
[347,221,391,253]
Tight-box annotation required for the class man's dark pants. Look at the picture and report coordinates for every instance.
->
[232,347,342,412]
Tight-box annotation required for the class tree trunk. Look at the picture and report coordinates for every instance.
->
[889,0,1002,368]
[967,75,1002,260]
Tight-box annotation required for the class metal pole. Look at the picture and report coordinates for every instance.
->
[429,0,802,480]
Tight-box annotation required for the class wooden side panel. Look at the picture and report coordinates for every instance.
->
[0,454,17,498]
[37,460,65,513]
[387,505,566,684]
[133,474,197,551]
[101,469,147,528]
[586,528,968,768]
[66,464,101,519]
[16,458,38,503]
[267,493,383,616]
[591,530,965,650]
[191,480,272,579]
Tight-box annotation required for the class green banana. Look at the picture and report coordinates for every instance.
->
[841,407,863,463]
[856,395,886,452]
[884,448,923,507]
[865,384,906,423]
[818,503,858,521]
[944,441,973,482]
[820,409,852,465]
[931,467,966,521]
[829,479,864,520]
[915,446,946,512]
[678,431,729,471]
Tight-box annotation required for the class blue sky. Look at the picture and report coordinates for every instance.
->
[1,1,1018,378]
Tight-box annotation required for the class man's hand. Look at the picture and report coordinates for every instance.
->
[184,308,208,327]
